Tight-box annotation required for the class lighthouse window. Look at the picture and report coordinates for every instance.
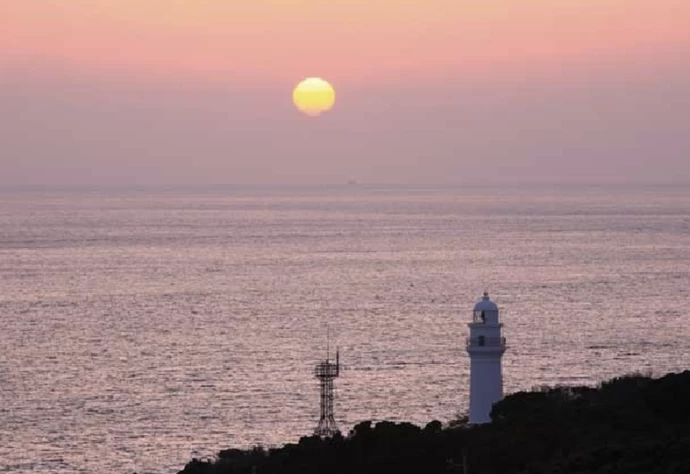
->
[478,336,485,346]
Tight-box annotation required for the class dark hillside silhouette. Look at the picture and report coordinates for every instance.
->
[174,371,690,474]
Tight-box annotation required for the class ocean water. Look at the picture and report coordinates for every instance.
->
[1,184,689,474]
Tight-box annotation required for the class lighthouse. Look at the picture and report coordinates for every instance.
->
[466,292,506,424]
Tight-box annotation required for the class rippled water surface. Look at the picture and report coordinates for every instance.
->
[1,185,689,473]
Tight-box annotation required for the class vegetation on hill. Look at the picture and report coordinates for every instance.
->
[175,370,690,474]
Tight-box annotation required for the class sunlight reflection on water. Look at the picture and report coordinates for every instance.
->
[1,185,689,473]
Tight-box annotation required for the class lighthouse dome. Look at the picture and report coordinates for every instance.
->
[474,292,498,312]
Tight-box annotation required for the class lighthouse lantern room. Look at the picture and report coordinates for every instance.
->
[466,291,507,424]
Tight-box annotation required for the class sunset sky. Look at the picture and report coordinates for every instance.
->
[2,0,689,186]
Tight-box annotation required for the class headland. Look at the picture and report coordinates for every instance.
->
[172,370,690,474]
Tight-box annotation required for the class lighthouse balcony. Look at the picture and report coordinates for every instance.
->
[466,336,506,350]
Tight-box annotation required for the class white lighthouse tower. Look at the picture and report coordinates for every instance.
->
[466,291,506,424]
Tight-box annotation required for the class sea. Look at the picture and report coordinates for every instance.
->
[1,184,689,474]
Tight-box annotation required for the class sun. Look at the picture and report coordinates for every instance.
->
[292,77,336,117]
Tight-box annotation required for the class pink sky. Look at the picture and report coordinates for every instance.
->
[4,0,690,83]
[2,0,689,185]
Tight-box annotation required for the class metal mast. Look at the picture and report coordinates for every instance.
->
[314,348,340,437]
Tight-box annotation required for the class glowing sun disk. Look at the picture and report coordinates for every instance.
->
[293,77,336,117]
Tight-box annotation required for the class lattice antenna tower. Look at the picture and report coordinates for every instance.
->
[314,327,340,438]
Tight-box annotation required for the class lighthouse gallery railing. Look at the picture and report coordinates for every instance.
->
[466,336,506,349]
